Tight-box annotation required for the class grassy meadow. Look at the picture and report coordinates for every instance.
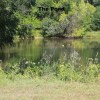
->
[0,77,100,100]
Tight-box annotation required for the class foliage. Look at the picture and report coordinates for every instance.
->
[1,56,100,82]
[91,6,100,31]
[57,62,100,82]
[0,0,99,44]
[61,1,96,36]
[15,7,41,38]
[42,18,64,36]
[0,0,19,46]
[11,0,36,13]
[39,0,96,36]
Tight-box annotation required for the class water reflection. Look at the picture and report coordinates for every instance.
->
[0,39,100,67]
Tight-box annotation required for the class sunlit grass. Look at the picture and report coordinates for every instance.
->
[0,77,100,100]
[85,31,100,38]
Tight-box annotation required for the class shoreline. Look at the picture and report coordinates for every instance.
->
[14,31,100,41]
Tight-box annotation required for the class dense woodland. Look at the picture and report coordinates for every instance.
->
[0,0,100,45]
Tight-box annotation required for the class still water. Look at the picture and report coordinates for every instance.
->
[0,39,100,67]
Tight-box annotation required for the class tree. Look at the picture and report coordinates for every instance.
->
[0,0,19,46]
[91,6,100,30]
[88,0,93,4]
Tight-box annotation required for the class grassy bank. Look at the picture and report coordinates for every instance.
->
[0,77,100,100]
[13,31,100,42]
[84,31,100,39]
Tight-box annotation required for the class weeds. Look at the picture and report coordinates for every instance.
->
[0,54,100,82]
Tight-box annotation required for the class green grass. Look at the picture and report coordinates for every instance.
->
[84,31,100,38]
[0,77,100,100]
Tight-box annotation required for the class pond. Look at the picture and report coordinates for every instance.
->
[0,38,100,67]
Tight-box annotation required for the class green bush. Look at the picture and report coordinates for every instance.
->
[91,6,100,31]
[1,58,100,82]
